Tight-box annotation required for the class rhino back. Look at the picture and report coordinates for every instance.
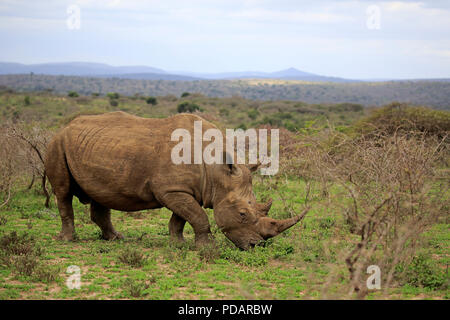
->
[57,112,214,210]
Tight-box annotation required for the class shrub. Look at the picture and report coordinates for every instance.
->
[177,101,200,113]
[123,278,149,298]
[24,96,31,105]
[353,102,450,140]
[247,109,259,120]
[145,96,157,105]
[67,91,79,98]
[0,231,57,282]
[107,92,120,100]
[109,99,119,107]
[300,128,448,298]
[398,253,447,289]
[0,231,38,258]
[334,103,364,112]
[118,247,147,267]
[219,108,229,117]
[181,92,190,98]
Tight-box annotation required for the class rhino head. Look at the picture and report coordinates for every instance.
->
[210,162,308,250]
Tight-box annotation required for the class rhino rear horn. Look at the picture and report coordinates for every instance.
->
[256,198,272,216]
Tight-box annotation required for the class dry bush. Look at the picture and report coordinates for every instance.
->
[0,127,18,209]
[301,128,449,298]
[0,231,59,282]
[0,122,53,207]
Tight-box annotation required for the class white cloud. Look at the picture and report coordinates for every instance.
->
[229,8,355,24]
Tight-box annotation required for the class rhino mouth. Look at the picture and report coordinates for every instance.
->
[226,233,264,250]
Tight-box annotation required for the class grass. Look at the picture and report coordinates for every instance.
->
[0,178,447,300]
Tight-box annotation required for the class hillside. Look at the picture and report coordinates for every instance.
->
[0,74,449,109]
[0,90,367,131]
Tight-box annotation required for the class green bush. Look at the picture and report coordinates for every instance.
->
[118,247,147,268]
[107,92,120,100]
[24,96,31,105]
[353,103,450,139]
[145,96,158,105]
[219,108,229,117]
[109,99,119,107]
[122,278,149,298]
[177,101,201,113]
[67,91,79,98]
[334,103,364,112]
[181,92,190,98]
[247,109,259,120]
[398,253,447,289]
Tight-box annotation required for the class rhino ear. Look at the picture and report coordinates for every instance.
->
[247,162,261,173]
[227,163,241,175]
[223,152,240,175]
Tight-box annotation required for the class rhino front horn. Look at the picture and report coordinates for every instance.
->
[257,207,309,239]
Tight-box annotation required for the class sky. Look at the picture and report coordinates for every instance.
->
[0,0,449,79]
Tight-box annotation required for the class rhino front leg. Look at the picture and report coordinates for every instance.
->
[169,213,186,243]
[90,201,124,240]
[160,192,214,247]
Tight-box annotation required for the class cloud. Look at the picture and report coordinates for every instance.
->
[229,9,354,24]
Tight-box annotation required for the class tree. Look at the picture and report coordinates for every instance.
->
[177,101,200,113]
[181,92,190,98]
[146,96,157,105]
[107,92,120,100]
[68,91,79,98]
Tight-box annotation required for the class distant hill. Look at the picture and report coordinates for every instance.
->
[0,62,167,76]
[0,74,449,109]
[96,73,202,81]
[173,67,353,82]
[0,62,352,82]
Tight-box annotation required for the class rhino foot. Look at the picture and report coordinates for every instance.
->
[195,233,216,249]
[56,231,76,241]
[102,231,124,241]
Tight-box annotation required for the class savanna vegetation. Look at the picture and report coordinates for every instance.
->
[0,89,448,299]
[1,74,450,109]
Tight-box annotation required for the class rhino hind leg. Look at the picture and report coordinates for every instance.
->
[55,194,76,241]
[45,139,77,241]
[169,213,187,243]
[90,201,124,240]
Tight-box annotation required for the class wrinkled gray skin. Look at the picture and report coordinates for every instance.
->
[44,112,307,250]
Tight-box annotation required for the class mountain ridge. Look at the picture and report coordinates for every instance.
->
[0,62,352,82]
